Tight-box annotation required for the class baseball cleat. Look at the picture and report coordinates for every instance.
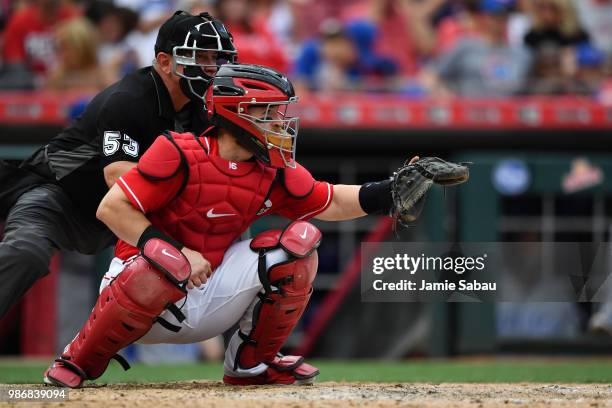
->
[223,355,319,385]
[43,358,87,388]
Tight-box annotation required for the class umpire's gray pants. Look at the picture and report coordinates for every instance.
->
[0,184,114,318]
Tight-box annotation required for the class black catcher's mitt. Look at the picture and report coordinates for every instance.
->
[390,157,469,227]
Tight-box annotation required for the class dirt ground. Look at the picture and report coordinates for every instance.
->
[2,382,611,408]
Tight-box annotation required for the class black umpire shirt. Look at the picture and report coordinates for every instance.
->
[15,67,209,219]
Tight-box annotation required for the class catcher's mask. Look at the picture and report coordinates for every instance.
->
[155,11,237,104]
[207,64,299,169]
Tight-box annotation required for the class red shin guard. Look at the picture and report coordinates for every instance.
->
[236,221,321,369]
[45,239,190,387]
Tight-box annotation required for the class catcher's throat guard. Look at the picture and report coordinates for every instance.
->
[44,239,190,388]
[234,221,321,370]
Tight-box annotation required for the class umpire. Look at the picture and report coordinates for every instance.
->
[0,11,237,318]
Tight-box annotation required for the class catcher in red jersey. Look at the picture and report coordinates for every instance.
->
[43,64,427,388]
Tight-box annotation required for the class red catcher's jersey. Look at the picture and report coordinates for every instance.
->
[115,131,333,269]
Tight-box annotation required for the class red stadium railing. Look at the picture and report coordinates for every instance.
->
[0,92,610,129]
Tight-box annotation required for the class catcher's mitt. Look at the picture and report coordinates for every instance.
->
[390,157,469,227]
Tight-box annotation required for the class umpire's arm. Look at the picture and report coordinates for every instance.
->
[97,93,146,188]
[103,161,137,188]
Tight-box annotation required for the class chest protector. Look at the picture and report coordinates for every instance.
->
[141,131,277,270]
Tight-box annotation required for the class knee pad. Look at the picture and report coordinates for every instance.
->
[235,221,321,369]
[55,239,190,380]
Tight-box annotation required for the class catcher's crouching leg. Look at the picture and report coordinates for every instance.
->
[224,221,321,385]
[44,239,190,388]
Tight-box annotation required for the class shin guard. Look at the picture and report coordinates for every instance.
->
[45,239,190,387]
[235,221,321,370]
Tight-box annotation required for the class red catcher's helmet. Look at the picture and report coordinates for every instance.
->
[206,64,299,169]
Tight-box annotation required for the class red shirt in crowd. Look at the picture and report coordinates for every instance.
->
[3,4,79,74]
[435,16,478,56]
[342,2,419,75]
[226,20,289,74]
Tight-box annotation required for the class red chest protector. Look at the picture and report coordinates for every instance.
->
[140,131,277,270]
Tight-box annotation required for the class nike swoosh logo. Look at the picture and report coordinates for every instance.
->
[300,228,308,240]
[161,248,181,260]
[207,208,236,218]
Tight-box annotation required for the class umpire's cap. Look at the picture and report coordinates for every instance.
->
[154,10,236,56]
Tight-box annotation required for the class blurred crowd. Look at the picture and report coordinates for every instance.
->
[0,0,611,99]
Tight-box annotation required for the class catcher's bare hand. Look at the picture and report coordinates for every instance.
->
[408,156,420,165]
[181,247,212,289]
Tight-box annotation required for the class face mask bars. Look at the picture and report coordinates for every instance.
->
[238,98,300,168]
[171,20,237,83]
